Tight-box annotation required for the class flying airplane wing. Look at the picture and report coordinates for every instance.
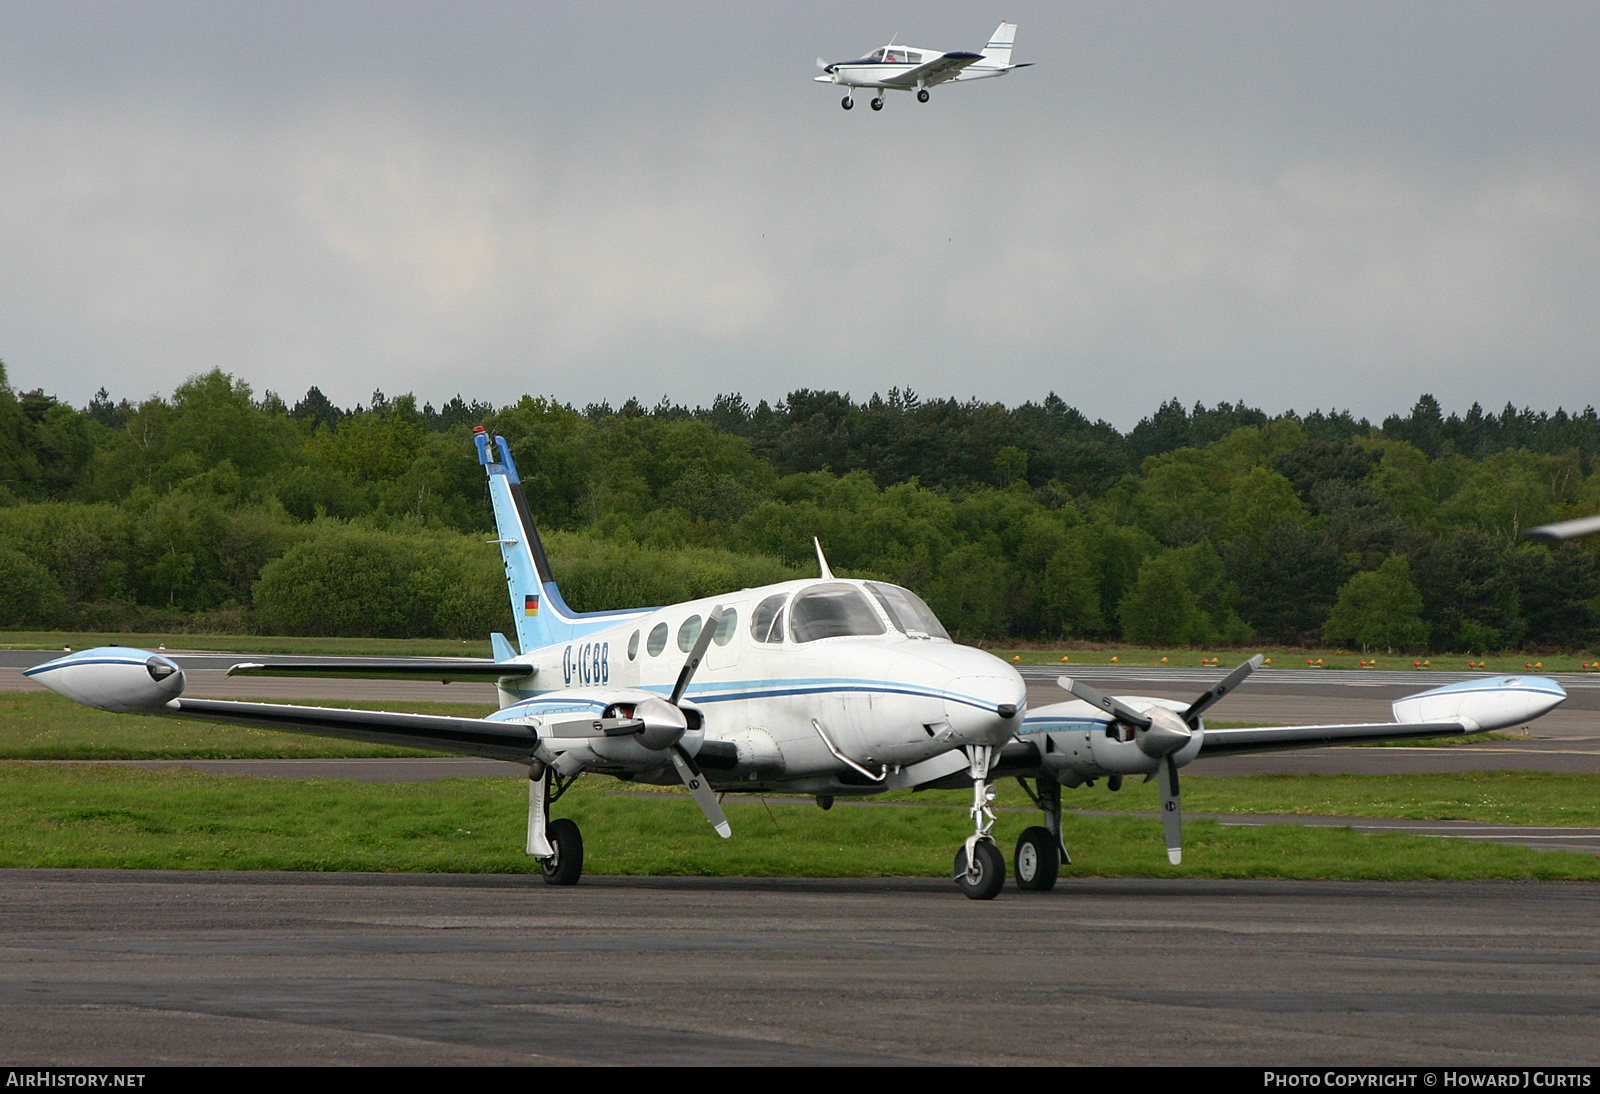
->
[879,51,982,88]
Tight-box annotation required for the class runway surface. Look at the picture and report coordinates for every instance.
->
[2,869,1598,1066]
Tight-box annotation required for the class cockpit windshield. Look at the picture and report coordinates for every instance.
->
[865,582,950,640]
[789,583,887,643]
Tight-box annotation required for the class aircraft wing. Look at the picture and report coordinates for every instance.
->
[1196,720,1478,755]
[226,660,534,683]
[165,698,546,761]
[879,51,982,88]
[169,698,651,762]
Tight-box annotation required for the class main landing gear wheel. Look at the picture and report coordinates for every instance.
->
[541,818,584,886]
[954,838,1005,900]
[870,97,884,111]
[1014,826,1060,892]
[917,89,929,103]
[841,95,853,110]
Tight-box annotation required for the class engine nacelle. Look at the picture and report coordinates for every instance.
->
[24,648,186,713]
[494,687,706,768]
[1393,675,1566,731]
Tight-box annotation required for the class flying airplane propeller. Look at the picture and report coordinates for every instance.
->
[1057,655,1262,864]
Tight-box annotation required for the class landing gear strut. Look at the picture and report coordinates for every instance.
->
[954,744,1005,899]
[1014,776,1069,892]
[528,762,584,886]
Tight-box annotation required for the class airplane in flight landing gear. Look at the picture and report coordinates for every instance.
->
[817,21,1031,112]
[26,434,1567,899]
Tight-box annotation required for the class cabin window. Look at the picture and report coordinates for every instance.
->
[866,582,951,640]
[886,49,910,64]
[789,583,887,643]
[749,594,787,643]
[713,608,738,646]
[627,630,640,661]
[677,615,703,652]
[647,622,668,657]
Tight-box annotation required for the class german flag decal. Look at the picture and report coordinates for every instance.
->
[524,594,540,617]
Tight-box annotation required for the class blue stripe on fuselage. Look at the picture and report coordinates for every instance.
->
[496,677,1009,715]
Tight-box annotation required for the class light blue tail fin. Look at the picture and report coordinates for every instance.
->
[474,428,649,654]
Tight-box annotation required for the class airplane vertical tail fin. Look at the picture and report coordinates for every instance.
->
[475,428,570,654]
[981,21,1017,65]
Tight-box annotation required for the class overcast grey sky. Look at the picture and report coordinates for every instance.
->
[1,1,1596,428]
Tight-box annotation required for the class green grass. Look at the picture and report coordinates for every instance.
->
[929,770,1600,828]
[0,692,491,759]
[0,631,493,657]
[2,763,1598,879]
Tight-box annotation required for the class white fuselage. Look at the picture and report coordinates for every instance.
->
[490,578,1026,795]
[820,61,1009,91]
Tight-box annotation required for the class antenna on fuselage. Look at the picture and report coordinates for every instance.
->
[814,537,835,580]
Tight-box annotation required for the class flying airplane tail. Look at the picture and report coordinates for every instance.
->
[474,428,643,654]
[980,21,1017,65]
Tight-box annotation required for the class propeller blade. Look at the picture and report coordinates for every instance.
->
[670,744,732,838]
[1057,675,1152,729]
[668,606,724,708]
[816,55,828,70]
[1182,655,1263,727]
[1158,754,1182,865]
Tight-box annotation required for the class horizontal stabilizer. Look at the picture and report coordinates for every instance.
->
[227,660,535,683]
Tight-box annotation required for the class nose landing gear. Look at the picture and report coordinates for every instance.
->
[841,95,854,110]
[954,745,1005,899]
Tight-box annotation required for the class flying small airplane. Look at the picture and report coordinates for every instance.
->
[25,431,1568,899]
[814,21,1031,111]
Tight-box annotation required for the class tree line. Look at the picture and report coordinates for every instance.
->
[0,362,1596,652]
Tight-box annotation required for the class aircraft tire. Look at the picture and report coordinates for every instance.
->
[870,97,883,111]
[541,818,584,886]
[841,96,853,110]
[1013,827,1060,892]
[954,838,1005,900]
[917,89,929,103]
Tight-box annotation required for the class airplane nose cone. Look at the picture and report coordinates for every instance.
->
[944,671,1027,746]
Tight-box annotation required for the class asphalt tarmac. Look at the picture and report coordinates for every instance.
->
[2,870,1598,1066]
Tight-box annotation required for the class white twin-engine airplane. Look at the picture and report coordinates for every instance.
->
[815,21,1031,111]
[27,430,1568,899]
